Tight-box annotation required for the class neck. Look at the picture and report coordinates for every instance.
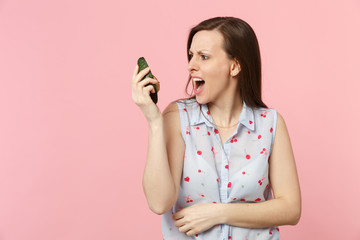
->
[208,92,243,128]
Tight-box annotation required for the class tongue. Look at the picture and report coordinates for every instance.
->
[197,81,205,90]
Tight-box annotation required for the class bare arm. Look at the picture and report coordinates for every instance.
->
[142,103,185,215]
[131,65,185,215]
[172,112,301,235]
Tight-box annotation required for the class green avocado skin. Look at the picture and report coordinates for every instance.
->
[137,57,158,104]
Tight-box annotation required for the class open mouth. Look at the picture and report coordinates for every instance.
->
[193,78,205,92]
[196,80,205,91]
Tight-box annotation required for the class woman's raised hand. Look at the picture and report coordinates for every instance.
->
[131,64,161,123]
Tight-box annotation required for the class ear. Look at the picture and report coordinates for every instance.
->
[230,58,241,77]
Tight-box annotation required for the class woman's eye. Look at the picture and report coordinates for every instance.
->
[201,55,208,60]
[188,54,193,59]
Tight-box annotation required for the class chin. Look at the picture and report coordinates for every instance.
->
[195,96,210,105]
[195,96,204,104]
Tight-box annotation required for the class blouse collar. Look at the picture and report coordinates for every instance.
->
[190,100,255,131]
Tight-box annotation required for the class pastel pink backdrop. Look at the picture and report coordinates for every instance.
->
[0,0,359,239]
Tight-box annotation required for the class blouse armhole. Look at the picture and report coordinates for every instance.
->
[269,109,278,156]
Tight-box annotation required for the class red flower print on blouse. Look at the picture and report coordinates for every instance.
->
[258,176,265,186]
[186,126,190,135]
[261,110,270,118]
[260,148,269,157]
[184,195,193,203]
[211,146,218,157]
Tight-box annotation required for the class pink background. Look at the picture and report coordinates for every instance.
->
[1,0,359,239]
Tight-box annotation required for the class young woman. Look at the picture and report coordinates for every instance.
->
[131,16,301,240]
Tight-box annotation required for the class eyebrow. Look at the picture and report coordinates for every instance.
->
[188,50,211,54]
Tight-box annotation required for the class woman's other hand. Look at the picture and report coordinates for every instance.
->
[131,64,161,123]
[172,203,220,237]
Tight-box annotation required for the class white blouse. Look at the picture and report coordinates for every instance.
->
[162,98,280,240]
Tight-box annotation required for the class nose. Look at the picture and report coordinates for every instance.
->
[187,56,199,72]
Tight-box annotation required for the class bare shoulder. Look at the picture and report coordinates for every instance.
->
[163,101,180,116]
[270,110,297,186]
[274,111,289,139]
[162,102,181,134]
[276,111,286,127]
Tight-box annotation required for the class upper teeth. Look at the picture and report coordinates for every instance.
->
[193,78,203,82]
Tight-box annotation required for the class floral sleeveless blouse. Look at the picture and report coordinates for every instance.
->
[162,98,280,240]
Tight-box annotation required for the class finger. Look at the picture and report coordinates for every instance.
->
[178,224,192,234]
[155,81,160,92]
[186,230,196,237]
[173,212,183,221]
[132,64,139,80]
[138,77,159,89]
[173,218,185,227]
[153,75,160,92]
[143,85,155,95]
[134,67,150,83]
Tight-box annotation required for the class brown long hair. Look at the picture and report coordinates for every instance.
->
[179,16,267,109]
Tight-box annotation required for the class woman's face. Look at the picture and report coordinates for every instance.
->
[188,30,237,104]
